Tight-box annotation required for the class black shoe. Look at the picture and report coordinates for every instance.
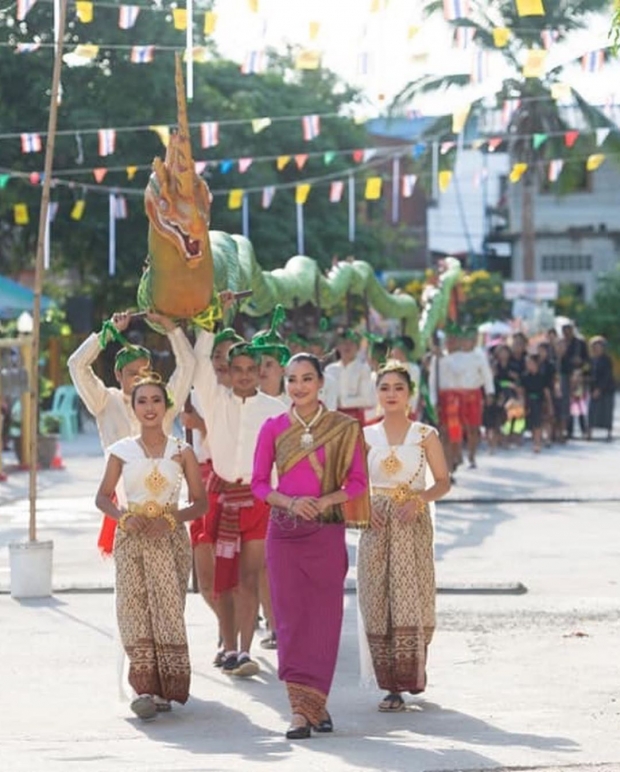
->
[313,712,333,733]
[213,649,226,668]
[286,721,311,740]
[222,653,238,673]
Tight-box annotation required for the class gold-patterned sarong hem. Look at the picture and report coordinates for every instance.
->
[286,682,327,726]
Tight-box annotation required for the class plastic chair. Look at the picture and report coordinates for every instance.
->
[40,384,80,440]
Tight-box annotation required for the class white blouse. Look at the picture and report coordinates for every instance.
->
[363,421,437,492]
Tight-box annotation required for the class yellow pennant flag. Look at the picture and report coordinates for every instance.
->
[365,177,382,200]
[509,163,528,183]
[14,203,29,225]
[247,0,259,12]
[76,1,93,23]
[309,21,320,40]
[492,27,510,48]
[407,25,420,40]
[523,49,547,78]
[252,117,271,133]
[452,105,470,134]
[438,170,452,193]
[276,155,291,171]
[184,47,209,63]
[173,8,187,30]
[126,166,138,181]
[150,125,170,147]
[228,189,244,210]
[295,184,311,205]
[515,0,545,16]
[73,44,99,60]
[586,153,605,171]
[551,82,571,101]
[295,50,321,70]
[204,11,217,35]
[71,200,86,220]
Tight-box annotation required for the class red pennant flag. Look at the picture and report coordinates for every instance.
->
[564,130,579,148]
[352,149,364,163]
[487,137,503,152]
[93,168,107,183]
[295,154,308,170]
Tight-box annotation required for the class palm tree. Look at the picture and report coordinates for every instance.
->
[393,0,617,281]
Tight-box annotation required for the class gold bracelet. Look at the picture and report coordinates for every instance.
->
[118,512,133,531]
[162,510,177,531]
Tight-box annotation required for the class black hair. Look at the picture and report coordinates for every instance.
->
[287,352,323,379]
[394,335,415,354]
[131,379,174,410]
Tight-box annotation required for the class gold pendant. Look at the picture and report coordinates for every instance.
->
[145,466,168,496]
[380,449,403,477]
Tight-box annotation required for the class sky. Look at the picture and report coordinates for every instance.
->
[209,0,617,115]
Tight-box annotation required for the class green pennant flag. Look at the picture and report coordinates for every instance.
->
[0,174,10,189]
[323,151,336,165]
[533,133,548,150]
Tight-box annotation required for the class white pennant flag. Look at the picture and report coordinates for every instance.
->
[402,174,417,198]
[596,128,610,147]
[329,180,344,203]
[548,159,563,182]
[261,186,275,209]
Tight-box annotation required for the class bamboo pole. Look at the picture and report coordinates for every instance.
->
[28,0,67,542]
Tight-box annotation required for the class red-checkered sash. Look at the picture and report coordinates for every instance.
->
[209,471,254,594]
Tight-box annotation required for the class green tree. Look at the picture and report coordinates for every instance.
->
[0,1,387,319]
[393,0,615,280]
[578,266,620,356]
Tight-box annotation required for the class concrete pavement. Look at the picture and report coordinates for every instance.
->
[1,412,619,771]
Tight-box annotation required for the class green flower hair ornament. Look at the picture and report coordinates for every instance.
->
[213,327,244,352]
[250,304,291,365]
[336,329,361,344]
[99,319,152,372]
[444,320,465,338]
[227,341,262,363]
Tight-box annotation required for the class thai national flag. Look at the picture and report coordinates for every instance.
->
[302,115,320,141]
[119,5,140,29]
[582,50,604,73]
[501,99,520,129]
[262,186,275,209]
[21,133,42,153]
[470,51,489,84]
[98,129,116,156]
[454,27,475,49]
[130,45,154,64]
[16,0,37,21]
[241,51,266,74]
[358,52,371,76]
[540,30,559,50]
[15,42,41,54]
[200,122,219,149]
[443,0,469,21]
[329,181,344,203]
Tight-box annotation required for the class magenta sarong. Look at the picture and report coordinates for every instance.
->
[266,516,348,697]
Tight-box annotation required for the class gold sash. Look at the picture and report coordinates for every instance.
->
[275,410,371,527]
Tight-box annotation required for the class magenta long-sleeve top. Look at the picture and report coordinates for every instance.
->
[252,412,368,501]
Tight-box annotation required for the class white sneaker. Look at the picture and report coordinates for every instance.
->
[130,695,157,721]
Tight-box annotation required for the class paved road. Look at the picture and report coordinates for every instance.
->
[1,413,619,771]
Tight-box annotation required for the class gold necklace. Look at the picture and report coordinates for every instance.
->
[139,437,169,496]
[379,422,411,477]
[292,405,323,449]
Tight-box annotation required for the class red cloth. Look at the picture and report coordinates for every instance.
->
[97,492,118,556]
[190,460,219,547]
[458,388,483,427]
[439,390,463,444]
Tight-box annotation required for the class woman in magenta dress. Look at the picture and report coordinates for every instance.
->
[252,353,370,739]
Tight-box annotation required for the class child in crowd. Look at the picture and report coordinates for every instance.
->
[520,354,551,453]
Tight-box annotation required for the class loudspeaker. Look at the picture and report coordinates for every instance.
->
[65,296,94,334]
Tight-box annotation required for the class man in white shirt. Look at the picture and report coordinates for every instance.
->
[68,310,195,553]
[429,333,463,479]
[324,329,375,423]
[450,330,495,469]
[193,321,285,678]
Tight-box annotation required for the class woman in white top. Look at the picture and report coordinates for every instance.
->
[95,373,206,721]
[358,361,450,712]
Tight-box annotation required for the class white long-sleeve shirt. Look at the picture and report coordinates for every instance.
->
[428,354,458,406]
[324,358,376,410]
[193,331,285,484]
[450,349,495,395]
[68,327,195,450]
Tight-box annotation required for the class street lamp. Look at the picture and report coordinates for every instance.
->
[16,312,34,335]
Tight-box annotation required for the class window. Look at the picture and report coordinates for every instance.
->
[541,254,592,271]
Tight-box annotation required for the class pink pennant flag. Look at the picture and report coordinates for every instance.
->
[15,42,41,54]
[329,180,344,203]
[352,149,364,163]
[93,168,107,183]
[402,174,417,198]
[581,50,604,73]
[114,195,128,219]
[540,29,559,50]
[194,161,207,174]
[200,122,219,148]
[302,115,320,141]
[20,133,42,153]
[548,159,563,182]
[487,137,503,152]
[443,0,469,21]
[454,27,475,49]
[501,99,520,129]
[98,129,116,156]
[130,45,154,63]
[440,141,455,154]
[261,186,275,209]
[239,157,253,173]
[241,51,266,74]
[295,154,308,170]
[119,5,140,29]
[16,0,37,21]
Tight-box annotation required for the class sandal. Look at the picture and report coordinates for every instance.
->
[378,693,405,712]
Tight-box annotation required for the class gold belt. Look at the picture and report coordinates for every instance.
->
[372,485,424,506]
[127,500,178,518]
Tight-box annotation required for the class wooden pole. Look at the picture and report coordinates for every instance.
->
[28,0,67,542]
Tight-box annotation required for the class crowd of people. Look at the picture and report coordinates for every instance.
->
[66,296,613,738]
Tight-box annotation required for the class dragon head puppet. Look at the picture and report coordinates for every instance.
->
[140,55,214,320]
